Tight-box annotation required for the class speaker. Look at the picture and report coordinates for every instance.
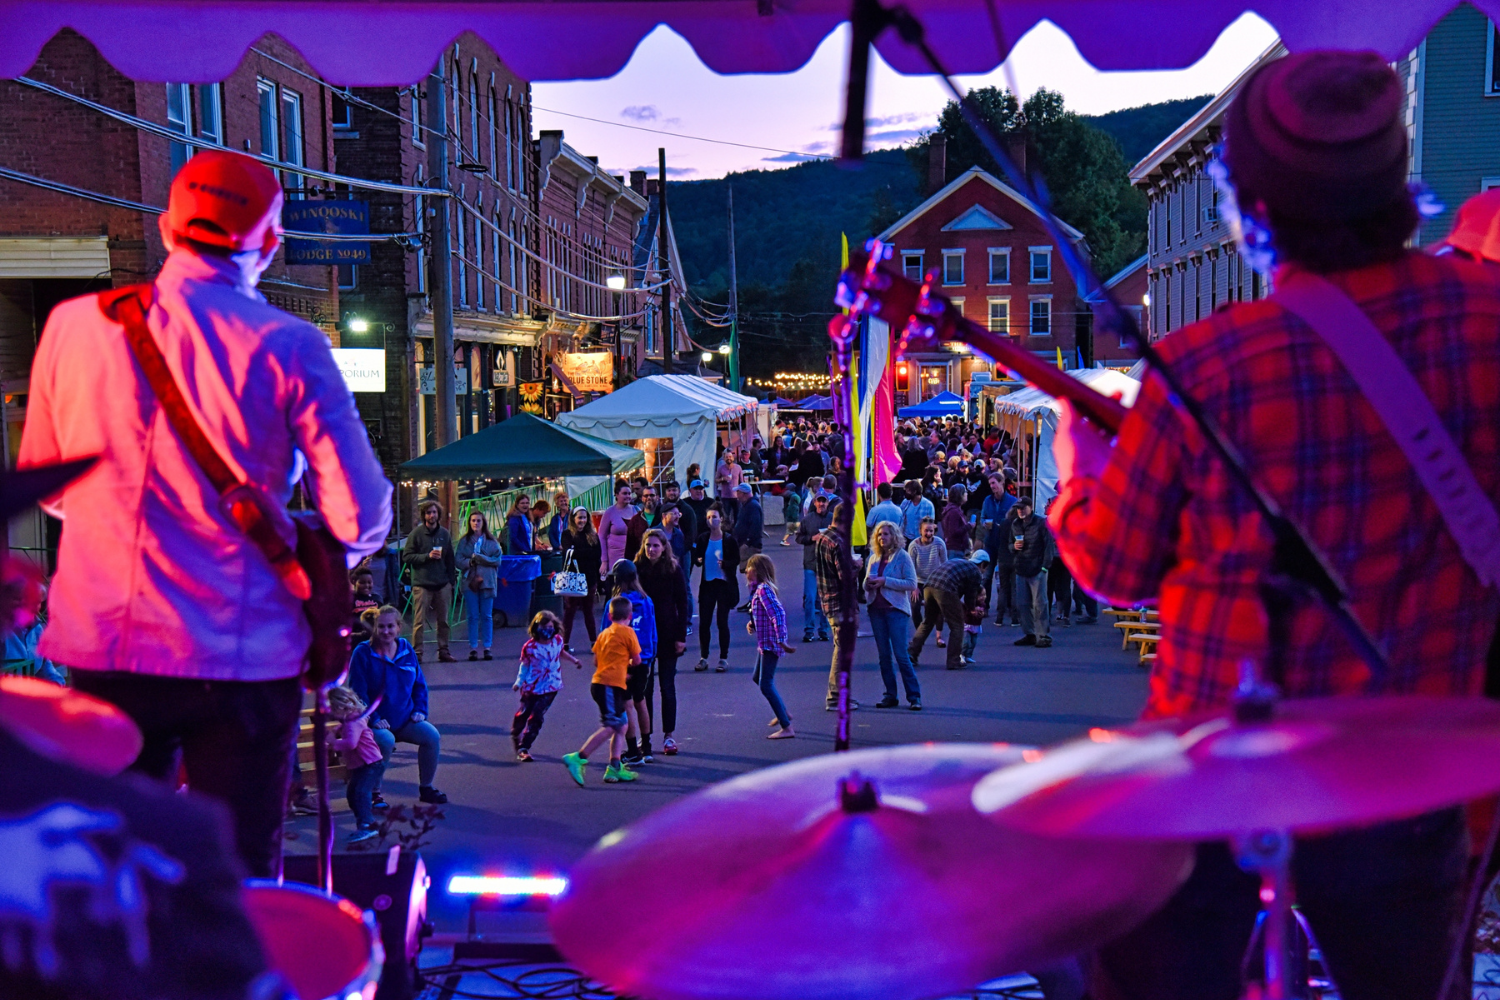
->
[283,850,431,1000]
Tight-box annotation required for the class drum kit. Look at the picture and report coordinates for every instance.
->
[552,680,1500,1000]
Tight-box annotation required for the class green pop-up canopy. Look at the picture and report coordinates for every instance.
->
[398,412,643,480]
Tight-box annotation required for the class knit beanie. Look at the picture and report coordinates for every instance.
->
[1224,50,1408,223]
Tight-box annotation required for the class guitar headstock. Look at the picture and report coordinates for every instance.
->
[831,238,963,359]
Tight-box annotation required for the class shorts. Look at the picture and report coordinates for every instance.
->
[591,683,630,728]
[625,658,655,700]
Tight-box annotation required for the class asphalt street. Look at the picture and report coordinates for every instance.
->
[286,543,1149,934]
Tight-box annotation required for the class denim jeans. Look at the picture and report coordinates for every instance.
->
[753,650,792,728]
[802,568,830,636]
[70,671,302,879]
[464,588,495,650]
[345,759,386,829]
[1018,571,1049,637]
[868,605,920,702]
[372,718,442,788]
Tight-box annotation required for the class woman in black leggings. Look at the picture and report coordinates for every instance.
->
[693,507,740,672]
[637,529,689,756]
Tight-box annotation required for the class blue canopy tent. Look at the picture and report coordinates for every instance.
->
[898,391,967,419]
[773,397,797,407]
[796,395,834,411]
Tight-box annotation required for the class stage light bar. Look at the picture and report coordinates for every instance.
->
[448,875,568,897]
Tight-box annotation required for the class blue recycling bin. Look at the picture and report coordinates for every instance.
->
[494,555,541,628]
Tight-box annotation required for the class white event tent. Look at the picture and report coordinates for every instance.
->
[557,375,758,497]
[992,369,1142,512]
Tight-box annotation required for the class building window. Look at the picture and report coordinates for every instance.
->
[474,205,485,310]
[331,93,353,131]
[515,105,526,195]
[257,78,279,163]
[279,87,304,174]
[902,252,923,282]
[198,83,224,146]
[508,222,519,313]
[1029,247,1052,283]
[411,86,425,146]
[166,83,193,175]
[1488,21,1500,95]
[337,264,357,290]
[1029,297,1052,335]
[414,167,426,295]
[455,200,468,307]
[450,58,461,135]
[988,248,1010,284]
[987,297,1010,333]
[488,87,498,174]
[469,75,480,166]
[941,250,964,286]
[948,297,965,320]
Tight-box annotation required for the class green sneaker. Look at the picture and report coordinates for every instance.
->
[562,752,587,787]
[603,762,638,783]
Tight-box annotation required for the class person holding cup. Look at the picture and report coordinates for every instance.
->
[402,499,458,663]
[1008,497,1053,648]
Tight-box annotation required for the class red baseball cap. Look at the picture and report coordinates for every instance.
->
[166,150,284,253]
[1435,189,1500,263]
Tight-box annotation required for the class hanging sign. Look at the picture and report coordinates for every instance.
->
[282,200,371,264]
[555,351,613,394]
[518,381,545,414]
[329,348,385,393]
[419,365,468,395]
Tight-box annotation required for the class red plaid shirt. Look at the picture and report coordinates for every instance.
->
[1053,253,1500,719]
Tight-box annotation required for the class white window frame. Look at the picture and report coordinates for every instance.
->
[411,86,425,147]
[414,166,426,294]
[508,221,519,313]
[487,81,497,174]
[515,102,526,195]
[198,83,224,146]
[986,296,1010,333]
[469,74,480,165]
[941,249,964,286]
[1028,246,1052,284]
[1482,176,1500,191]
[166,83,193,176]
[474,199,485,310]
[948,296,965,319]
[491,217,501,313]
[455,195,468,307]
[257,78,279,163]
[987,247,1010,285]
[1487,20,1500,96]
[901,251,924,282]
[450,56,461,134]
[1029,295,1053,336]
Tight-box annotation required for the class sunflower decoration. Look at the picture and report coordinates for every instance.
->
[519,381,545,414]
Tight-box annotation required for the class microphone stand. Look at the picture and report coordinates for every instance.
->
[833,0,1392,689]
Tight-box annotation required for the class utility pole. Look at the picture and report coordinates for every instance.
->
[427,61,457,450]
[657,147,674,374]
[727,184,740,393]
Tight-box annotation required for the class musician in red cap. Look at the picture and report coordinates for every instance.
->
[17,150,392,878]
[1052,52,1500,999]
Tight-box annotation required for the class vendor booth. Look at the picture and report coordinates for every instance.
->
[991,369,1141,512]
[897,390,967,420]
[557,375,758,496]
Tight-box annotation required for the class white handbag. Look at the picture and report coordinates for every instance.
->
[551,548,590,597]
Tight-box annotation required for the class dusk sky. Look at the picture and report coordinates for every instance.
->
[532,14,1279,182]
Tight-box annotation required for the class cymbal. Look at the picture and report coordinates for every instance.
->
[0,675,142,775]
[550,743,1192,1000]
[974,696,1500,840]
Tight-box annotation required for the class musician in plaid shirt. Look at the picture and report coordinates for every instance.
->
[1052,52,1500,1000]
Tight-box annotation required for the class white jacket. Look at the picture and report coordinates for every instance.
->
[18,250,393,680]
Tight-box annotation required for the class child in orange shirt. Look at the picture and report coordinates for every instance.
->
[562,596,640,786]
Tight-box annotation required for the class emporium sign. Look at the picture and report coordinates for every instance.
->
[330,348,385,393]
[556,351,614,394]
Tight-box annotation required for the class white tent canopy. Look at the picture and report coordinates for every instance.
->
[992,368,1141,511]
[557,375,758,497]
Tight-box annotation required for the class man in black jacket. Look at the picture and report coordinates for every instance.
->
[731,482,764,611]
[1008,497,1055,648]
[402,500,458,662]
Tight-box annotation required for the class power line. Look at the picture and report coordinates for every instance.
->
[532,105,836,161]
[0,164,419,242]
[17,76,445,199]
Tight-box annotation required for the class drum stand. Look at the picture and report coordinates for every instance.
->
[1235,828,1304,1000]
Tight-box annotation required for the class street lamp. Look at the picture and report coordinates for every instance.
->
[717,343,732,355]
[348,317,370,333]
[606,274,627,291]
[701,351,713,363]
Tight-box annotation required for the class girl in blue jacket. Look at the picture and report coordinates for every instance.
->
[600,560,656,765]
[347,606,448,804]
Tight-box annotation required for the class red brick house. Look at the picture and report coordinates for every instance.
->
[1088,253,1147,365]
[877,165,1091,401]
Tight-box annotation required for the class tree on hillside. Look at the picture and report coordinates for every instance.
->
[910,87,1145,278]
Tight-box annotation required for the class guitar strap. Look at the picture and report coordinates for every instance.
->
[1275,272,1500,588]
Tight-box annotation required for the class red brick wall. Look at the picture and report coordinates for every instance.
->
[1092,263,1147,365]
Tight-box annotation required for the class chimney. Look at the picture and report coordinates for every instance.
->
[1004,134,1027,177]
[645,179,660,198]
[928,134,947,193]
[629,170,647,195]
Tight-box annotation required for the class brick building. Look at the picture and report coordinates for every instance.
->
[0,29,341,552]
[877,164,1092,402]
[1088,253,1147,365]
